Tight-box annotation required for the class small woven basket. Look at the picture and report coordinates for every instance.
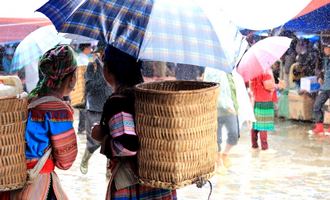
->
[135,81,219,189]
[0,96,28,191]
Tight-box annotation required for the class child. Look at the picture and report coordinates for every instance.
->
[92,45,176,200]
[250,70,276,150]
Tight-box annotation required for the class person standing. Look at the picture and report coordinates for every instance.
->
[282,48,297,85]
[9,45,78,199]
[250,69,276,150]
[92,45,176,200]
[204,68,255,169]
[311,43,330,134]
[76,43,93,135]
[2,47,14,74]
[80,44,112,175]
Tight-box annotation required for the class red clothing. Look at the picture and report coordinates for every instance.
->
[272,91,278,103]
[27,159,55,173]
[250,73,273,102]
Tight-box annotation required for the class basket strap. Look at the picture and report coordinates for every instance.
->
[26,148,52,184]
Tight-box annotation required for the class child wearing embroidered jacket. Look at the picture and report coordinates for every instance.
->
[8,45,78,200]
[92,45,177,200]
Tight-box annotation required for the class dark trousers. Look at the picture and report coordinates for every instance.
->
[85,111,102,153]
[313,90,330,123]
[78,109,86,132]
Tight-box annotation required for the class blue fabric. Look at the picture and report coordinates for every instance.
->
[283,4,330,33]
[217,115,239,151]
[36,0,85,29]
[2,57,11,73]
[37,0,247,72]
[11,25,65,73]
[138,0,247,72]
[321,57,330,91]
[37,0,153,58]
[25,112,74,159]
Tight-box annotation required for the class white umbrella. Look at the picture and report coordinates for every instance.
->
[215,0,312,30]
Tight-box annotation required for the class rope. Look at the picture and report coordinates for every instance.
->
[196,177,213,200]
[207,180,212,200]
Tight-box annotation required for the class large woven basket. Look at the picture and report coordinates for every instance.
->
[71,65,87,107]
[135,80,219,189]
[0,96,28,191]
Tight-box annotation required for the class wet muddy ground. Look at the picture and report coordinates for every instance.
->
[57,116,330,200]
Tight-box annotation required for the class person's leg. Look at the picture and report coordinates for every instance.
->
[78,109,86,134]
[80,111,102,174]
[312,91,329,134]
[223,115,239,154]
[216,117,224,168]
[86,111,102,154]
[259,131,268,150]
[222,115,240,167]
[251,129,259,148]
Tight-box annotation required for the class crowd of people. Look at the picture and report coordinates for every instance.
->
[267,33,330,135]
[1,29,330,199]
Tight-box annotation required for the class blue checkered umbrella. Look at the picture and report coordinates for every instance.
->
[11,25,71,73]
[37,0,248,72]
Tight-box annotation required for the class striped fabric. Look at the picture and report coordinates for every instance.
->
[10,173,69,200]
[25,100,76,160]
[37,0,247,72]
[51,129,78,170]
[14,97,78,199]
[26,99,77,166]
[139,0,247,71]
[252,102,275,131]
[112,140,137,157]
[110,184,177,200]
[109,112,136,138]
[109,112,137,156]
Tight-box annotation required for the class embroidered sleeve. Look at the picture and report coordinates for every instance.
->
[49,109,77,170]
[108,112,138,157]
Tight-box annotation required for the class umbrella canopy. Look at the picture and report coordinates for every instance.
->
[0,18,51,44]
[61,33,98,45]
[237,36,292,82]
[215,0,312,30]
[283,3,330,33]
[37,0,248,72]
[295,0,330,18]
[10,25,71,73]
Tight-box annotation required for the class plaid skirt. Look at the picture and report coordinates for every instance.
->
[252,102,275,131]
[111,184,177,200]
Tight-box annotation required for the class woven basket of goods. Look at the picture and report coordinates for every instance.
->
[70,65,87,107]
[135,80,219,189]
[0,76,28,191]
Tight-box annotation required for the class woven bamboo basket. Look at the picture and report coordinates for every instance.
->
[0,96,28,191]
[135,80,219,189]
[71,65,87,107]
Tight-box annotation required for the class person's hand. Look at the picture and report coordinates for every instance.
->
[91,123,103,142]
[318,78,324,85]
[278,79,286,89]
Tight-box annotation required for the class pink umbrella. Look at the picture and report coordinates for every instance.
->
[237,36,292,82]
